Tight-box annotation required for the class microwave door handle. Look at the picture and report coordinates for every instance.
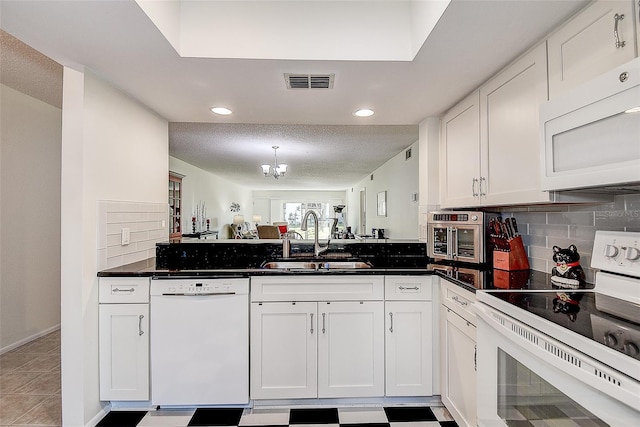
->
[614,13,626,48]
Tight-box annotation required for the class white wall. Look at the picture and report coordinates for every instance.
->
[418,117,441,240]
[61,69,168,426]
[347,141,419,239]
[170,156,253,237]
[0,84,62,352]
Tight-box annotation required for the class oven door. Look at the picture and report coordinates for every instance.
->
[475,302,640,426]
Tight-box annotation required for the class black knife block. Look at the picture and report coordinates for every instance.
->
[493,236,530,270]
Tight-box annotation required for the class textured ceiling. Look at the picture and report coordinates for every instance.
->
[169,123,419,190]
[0,30,62,108]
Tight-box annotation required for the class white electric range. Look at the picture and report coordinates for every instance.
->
[475,230,640,426]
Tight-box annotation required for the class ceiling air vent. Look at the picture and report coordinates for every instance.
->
[285,73,335,89]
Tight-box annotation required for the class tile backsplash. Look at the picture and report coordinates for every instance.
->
[97,201,168,270]
[498,193,640,283]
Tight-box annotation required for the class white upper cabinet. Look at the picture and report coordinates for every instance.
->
[440,91,481,208]
[548,0,637,99]
[479,42,550,205]
[440,43,550,208]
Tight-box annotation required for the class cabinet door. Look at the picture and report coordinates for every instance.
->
[250,302,317,399]
[99,304,149,401]
[441,305,477,427]
[480,42,550,206]
[548,0,636,99]
[440,91,481,208]
[318,301,384,398]
[385,301,433,396]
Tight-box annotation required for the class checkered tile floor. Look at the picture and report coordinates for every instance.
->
[96,406,458,427]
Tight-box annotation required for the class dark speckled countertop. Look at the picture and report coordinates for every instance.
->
[98,241,590,292]
[97,256,578,294]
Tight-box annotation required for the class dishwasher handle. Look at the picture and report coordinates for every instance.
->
[160,292,237,296]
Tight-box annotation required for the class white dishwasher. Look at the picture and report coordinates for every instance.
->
[150,277,249,406]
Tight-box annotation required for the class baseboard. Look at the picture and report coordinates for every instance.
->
[0,323,61,355]
[86,404,110,427]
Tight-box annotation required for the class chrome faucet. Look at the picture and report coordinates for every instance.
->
[301,210,330,257]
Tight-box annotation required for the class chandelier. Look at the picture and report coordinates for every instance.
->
[261,146,288,179]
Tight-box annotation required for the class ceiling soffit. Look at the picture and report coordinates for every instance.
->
[135,0,450,61]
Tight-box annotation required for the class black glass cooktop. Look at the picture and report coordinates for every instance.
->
[430,263,596,292]
[485,290,640,361]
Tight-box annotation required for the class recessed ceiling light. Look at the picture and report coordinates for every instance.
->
[211,107,233,115]
[353,109,374,117]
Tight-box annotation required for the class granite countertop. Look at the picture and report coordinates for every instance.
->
[97,257,580,295]
[97,257,434,278]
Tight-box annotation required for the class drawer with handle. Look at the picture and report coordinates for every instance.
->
[384,276,434,301]
[99,277,150,303]
[440,279,475,323]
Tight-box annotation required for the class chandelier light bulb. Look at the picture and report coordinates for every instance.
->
[261,146,287,179]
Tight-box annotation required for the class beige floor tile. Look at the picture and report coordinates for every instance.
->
[14,354,59,373]
[12,339,58,355]
[0,371,41,394]
[0,394,49,426]
[12,395,62,426]
[13,371,60,395]
[0,352,40,371]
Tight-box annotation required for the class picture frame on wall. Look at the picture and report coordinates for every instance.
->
[377,191,387,217]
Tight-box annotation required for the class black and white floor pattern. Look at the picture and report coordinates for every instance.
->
[96,406,458,427]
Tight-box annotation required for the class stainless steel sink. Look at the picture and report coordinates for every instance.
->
[261,260,372,270]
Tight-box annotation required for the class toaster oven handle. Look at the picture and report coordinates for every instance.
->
[450,227,458,259]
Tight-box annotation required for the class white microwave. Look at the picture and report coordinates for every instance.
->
[540,58,640,191]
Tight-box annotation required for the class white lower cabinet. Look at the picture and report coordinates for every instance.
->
[384,276,436,397]
[250,275,441,401]
[318,301,385,398]
[250,300,384,399]
[440,279,477,427]
[249,275,387,400]
[99,277,150,401]
[250,301,317,399]
[99,303,149,401]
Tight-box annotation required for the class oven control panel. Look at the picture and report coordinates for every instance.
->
[591,311,640,361]
[592,231,640,278]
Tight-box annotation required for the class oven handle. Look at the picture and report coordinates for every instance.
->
[160,292,236,296]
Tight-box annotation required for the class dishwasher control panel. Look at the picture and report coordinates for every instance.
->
[150,278,249,296]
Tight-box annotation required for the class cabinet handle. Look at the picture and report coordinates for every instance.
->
[471,178,479,197]
[389,312,394,333]
[479,176,486,197]
[322,313,326,334]
[112,287,135,293]
[452,295,468,306]
[474,344,477,372]
[614,13,626,48]
[310,313,314,334]
[398,286,419,291]
[138,315,144,336]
